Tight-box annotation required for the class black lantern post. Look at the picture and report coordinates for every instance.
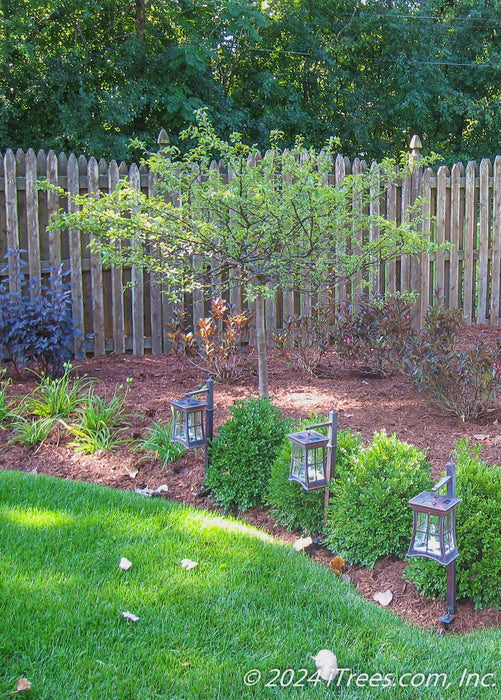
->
[170,375,214,470]
[407,457,461,623]
[287,409,338,524]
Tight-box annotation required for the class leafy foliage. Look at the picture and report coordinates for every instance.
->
[405,440,501,609]
[3,1,501,162]
[325,431,431,568]
[405,318,501,420]
[195,298,250,382]
[8,415,55,447]
[267,422,363,535]
[0,251,83,378]
[332,293,416,377]
[273,307,332,377]
[205,397,293,511]
[21,366,93,418]
[165,305,198,357]
[137,419,186,469]
[64,380,133,454]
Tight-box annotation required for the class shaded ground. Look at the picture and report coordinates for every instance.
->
[2,335,501,634]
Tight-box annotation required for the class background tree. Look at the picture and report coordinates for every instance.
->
[50,112,436,396]
[2,0,501,162]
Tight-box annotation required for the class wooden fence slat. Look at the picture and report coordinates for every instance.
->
[369,161,382,296]
[148,169,163,355]
[491,156,501,325]
[400,172,412,292]
[334,154,348,305]
[410,163,423,324]
[109,159,125,353]
[435,165,449,299]
[130,163,145,355]
[26,149,41,290]
[67,153,85,351]
[4,150,20,292]
[463,161,477,322]
[449,163,463,311]
[478,158,491,324]
[47,150,61,271]
[88,157,105,355]
[386,174,397,295]
[419,168,433,324]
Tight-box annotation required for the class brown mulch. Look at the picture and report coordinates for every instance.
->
[2,331,501,635]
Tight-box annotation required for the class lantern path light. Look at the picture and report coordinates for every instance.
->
[170,375,214,473]
[407,457,461,627]
[288,408,338,527]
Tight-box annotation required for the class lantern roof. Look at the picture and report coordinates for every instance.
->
[170,396,206,411]
[287,429,328,447]
[408,490,461,515]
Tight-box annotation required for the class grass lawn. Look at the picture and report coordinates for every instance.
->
[0,470,499,699]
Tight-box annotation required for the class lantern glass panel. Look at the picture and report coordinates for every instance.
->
[412,511,442,557]
[188,410,204,443]
[444,512,456,556]
[172,406,187,444]
[290,443,307,485]
[307,444,326,484]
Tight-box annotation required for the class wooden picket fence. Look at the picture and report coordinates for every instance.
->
[1,141,501,356]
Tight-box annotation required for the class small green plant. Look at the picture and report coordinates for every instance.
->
[64,380,133,454]
[325,430,431,568]
[137,419,186,468]
[267,422,363,535]
[0,369,15,426]
[21,365,93,418]
[405,439,501,609]
[8,415,55,447]
[205,396,293,511]
[272,307,332,376]
[332,293,415,377]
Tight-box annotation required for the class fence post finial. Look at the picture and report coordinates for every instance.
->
[409,134,423,163]
[157,129,170,149]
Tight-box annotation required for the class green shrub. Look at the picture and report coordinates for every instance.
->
[267,420,363,535]
[205,397,293,511]
[405,439,501,609]
[325,430,431,568]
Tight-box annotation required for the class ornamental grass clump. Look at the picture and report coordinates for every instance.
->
[405,439,501,609]
[205,397,293,511]
[325,430,431,568]
[267,422,362,535]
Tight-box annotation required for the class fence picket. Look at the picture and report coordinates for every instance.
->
[26,149,41,290]
[478,158,491,324]
[130,162,144,355]
[463,161,477,322]
[66,154,85,351]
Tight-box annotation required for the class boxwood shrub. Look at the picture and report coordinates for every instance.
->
[267,421,363,535]
[405,439,501,609]
[205,397,293,511]
[325,430,432,568]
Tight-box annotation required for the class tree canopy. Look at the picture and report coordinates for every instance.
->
[2,0,501,162]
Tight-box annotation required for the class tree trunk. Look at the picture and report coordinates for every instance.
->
[255,292,268,397]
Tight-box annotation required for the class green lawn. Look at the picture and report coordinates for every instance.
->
[0,470,499,699]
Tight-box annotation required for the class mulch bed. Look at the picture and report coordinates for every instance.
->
[2,331,501,634]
